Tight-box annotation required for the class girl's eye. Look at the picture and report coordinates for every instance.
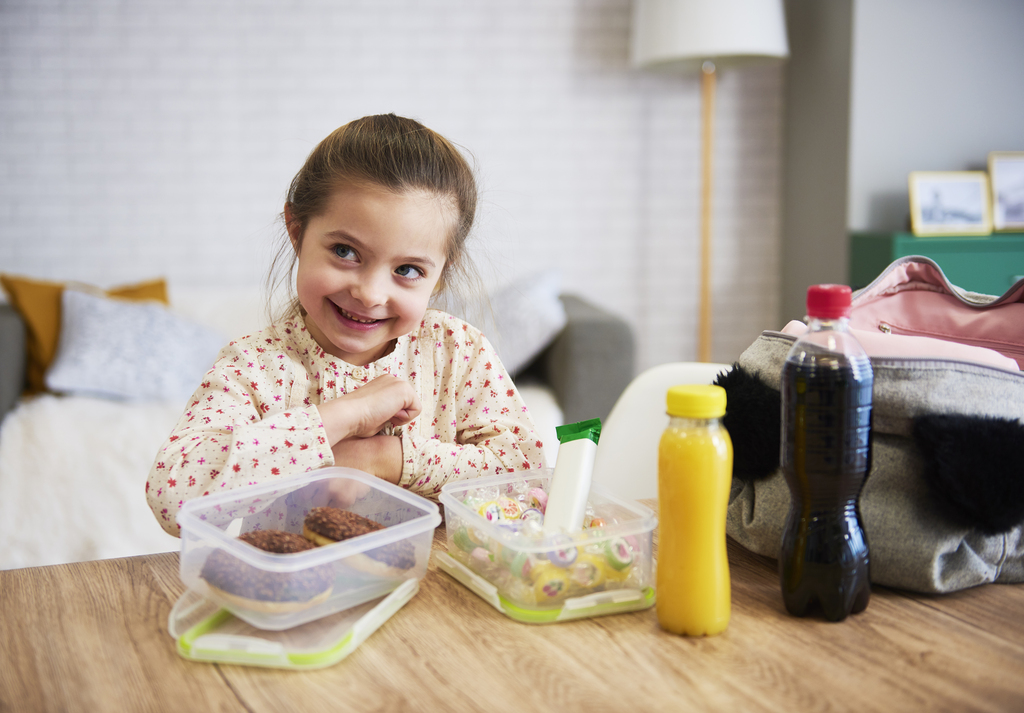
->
[333,245,356,260]
[395,265,424,279]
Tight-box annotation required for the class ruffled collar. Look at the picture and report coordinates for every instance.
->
[285,313,409,382]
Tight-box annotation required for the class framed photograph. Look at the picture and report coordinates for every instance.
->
[988,152,1024,232]
[908,171,992,236]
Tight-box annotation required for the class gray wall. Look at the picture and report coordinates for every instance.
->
[780,0,853,323]
[848,0,1024,232]
[780,0,1024,323]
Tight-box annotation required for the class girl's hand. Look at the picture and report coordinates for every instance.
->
[332,435,403,484]
[309,474,374,508]
[318,374,421,444]
[323,475,373,507]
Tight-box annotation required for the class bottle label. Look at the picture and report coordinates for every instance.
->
[782,358,872,502]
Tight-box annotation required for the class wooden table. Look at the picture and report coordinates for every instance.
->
[3,508,1024,713]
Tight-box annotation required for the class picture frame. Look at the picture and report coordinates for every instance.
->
[988,152,1024,232]
[908,171,992,237]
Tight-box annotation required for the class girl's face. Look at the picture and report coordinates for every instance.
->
[289,182,452,366]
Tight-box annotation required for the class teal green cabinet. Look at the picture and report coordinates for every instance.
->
[849,232,1024,295]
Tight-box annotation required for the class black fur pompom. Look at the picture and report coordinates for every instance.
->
[913,414,1024,535]
[714,365,781,482]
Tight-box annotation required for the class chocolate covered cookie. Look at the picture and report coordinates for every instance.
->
[303,507,384,545]
[200,529,334,614]
[302,507,417,577]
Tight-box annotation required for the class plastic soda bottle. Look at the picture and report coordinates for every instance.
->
[779,284,873,622]
[656,384,733,636]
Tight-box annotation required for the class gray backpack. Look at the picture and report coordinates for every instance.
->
[721,257,1024,593]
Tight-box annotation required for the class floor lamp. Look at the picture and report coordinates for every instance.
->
[630,0,788,362]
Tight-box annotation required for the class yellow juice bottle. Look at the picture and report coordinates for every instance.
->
[657,384,733,636]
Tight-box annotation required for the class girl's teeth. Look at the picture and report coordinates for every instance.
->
[340,307,377,324]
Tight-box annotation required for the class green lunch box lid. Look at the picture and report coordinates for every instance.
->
[435,551,654,624]
[167,578,418,670]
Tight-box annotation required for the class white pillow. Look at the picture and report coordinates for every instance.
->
[45,289,226,402]
[447,270,568,376]
[168,286,271,341]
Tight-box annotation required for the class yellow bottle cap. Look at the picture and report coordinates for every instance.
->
[665,384,726,419]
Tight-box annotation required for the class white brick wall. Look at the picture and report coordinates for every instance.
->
[0,0,783,370]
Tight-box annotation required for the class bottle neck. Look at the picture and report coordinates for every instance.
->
[806,315,851,332]
[667,415,722,429]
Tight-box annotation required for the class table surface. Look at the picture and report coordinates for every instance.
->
[3,502,1024,713]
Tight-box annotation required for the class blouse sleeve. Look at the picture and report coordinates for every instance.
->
[146,338,334,536]
[398,326,545,499]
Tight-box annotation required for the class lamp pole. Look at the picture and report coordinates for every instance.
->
[698,60,716,363]
[630,0,788,365]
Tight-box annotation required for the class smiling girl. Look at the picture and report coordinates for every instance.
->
[147,114,544,536]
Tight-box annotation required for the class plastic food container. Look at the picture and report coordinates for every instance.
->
[176,467,441,631]
[168,579,419,670]
[437,469,656,624]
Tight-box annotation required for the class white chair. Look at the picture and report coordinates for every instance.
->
[591,362,732,501]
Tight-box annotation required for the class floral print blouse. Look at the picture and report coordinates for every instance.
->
[146,310,544,536]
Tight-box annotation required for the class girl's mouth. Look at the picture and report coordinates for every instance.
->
[333,304,385,329]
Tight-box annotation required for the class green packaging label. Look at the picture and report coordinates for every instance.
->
[555,418,602,445]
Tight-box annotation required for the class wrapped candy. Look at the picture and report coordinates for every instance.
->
[527,487,548,514]
[477,501,505,523]
[531,563,570,603]
[497,497,522,520]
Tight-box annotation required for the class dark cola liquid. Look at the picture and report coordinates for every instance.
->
[780,354,872,622]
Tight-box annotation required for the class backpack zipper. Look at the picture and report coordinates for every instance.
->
[876,321,1024,362]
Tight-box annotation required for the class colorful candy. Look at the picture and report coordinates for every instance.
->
[466,525,488,548]
[519,507,544,525]
[454,480,647,606]
[497,497,522,520]
[604,537,634,571]
[531,563,570,602]
[509,551,536,580]
[547,535,579,567]
[518,517,544,538]
[568,553,605,589]
[601,559,630,583]
[527,487,548,513]
[453,527,475,552]
[478,501,505,523]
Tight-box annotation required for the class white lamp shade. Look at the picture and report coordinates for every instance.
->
[631,0,789,72]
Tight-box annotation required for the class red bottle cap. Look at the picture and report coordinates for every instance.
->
[806,284,852,319]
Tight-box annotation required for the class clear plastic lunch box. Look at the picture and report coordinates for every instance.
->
[168,578,419,670]
[437,469,657,624]
[175,467,441,632]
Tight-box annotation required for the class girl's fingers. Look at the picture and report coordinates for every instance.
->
[319,374,423,442]
[350,375,420,436]
[325,476,371,507]
[389,405,419,428]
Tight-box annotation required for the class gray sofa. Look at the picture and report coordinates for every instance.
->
[0,294,634,427]
[0,303,23,424]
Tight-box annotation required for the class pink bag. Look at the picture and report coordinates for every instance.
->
[782,257,1024,371]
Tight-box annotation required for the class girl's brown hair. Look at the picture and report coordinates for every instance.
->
[268,114,478,319]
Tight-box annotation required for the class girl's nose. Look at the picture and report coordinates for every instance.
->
[350,269,389,307]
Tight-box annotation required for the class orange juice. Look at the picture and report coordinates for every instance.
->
[656,385,733,636]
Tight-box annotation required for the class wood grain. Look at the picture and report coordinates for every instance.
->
[0,556,243,712]
[2,506,1023,713]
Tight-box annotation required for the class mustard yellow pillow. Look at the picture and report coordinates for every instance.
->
[0,274,168,394]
